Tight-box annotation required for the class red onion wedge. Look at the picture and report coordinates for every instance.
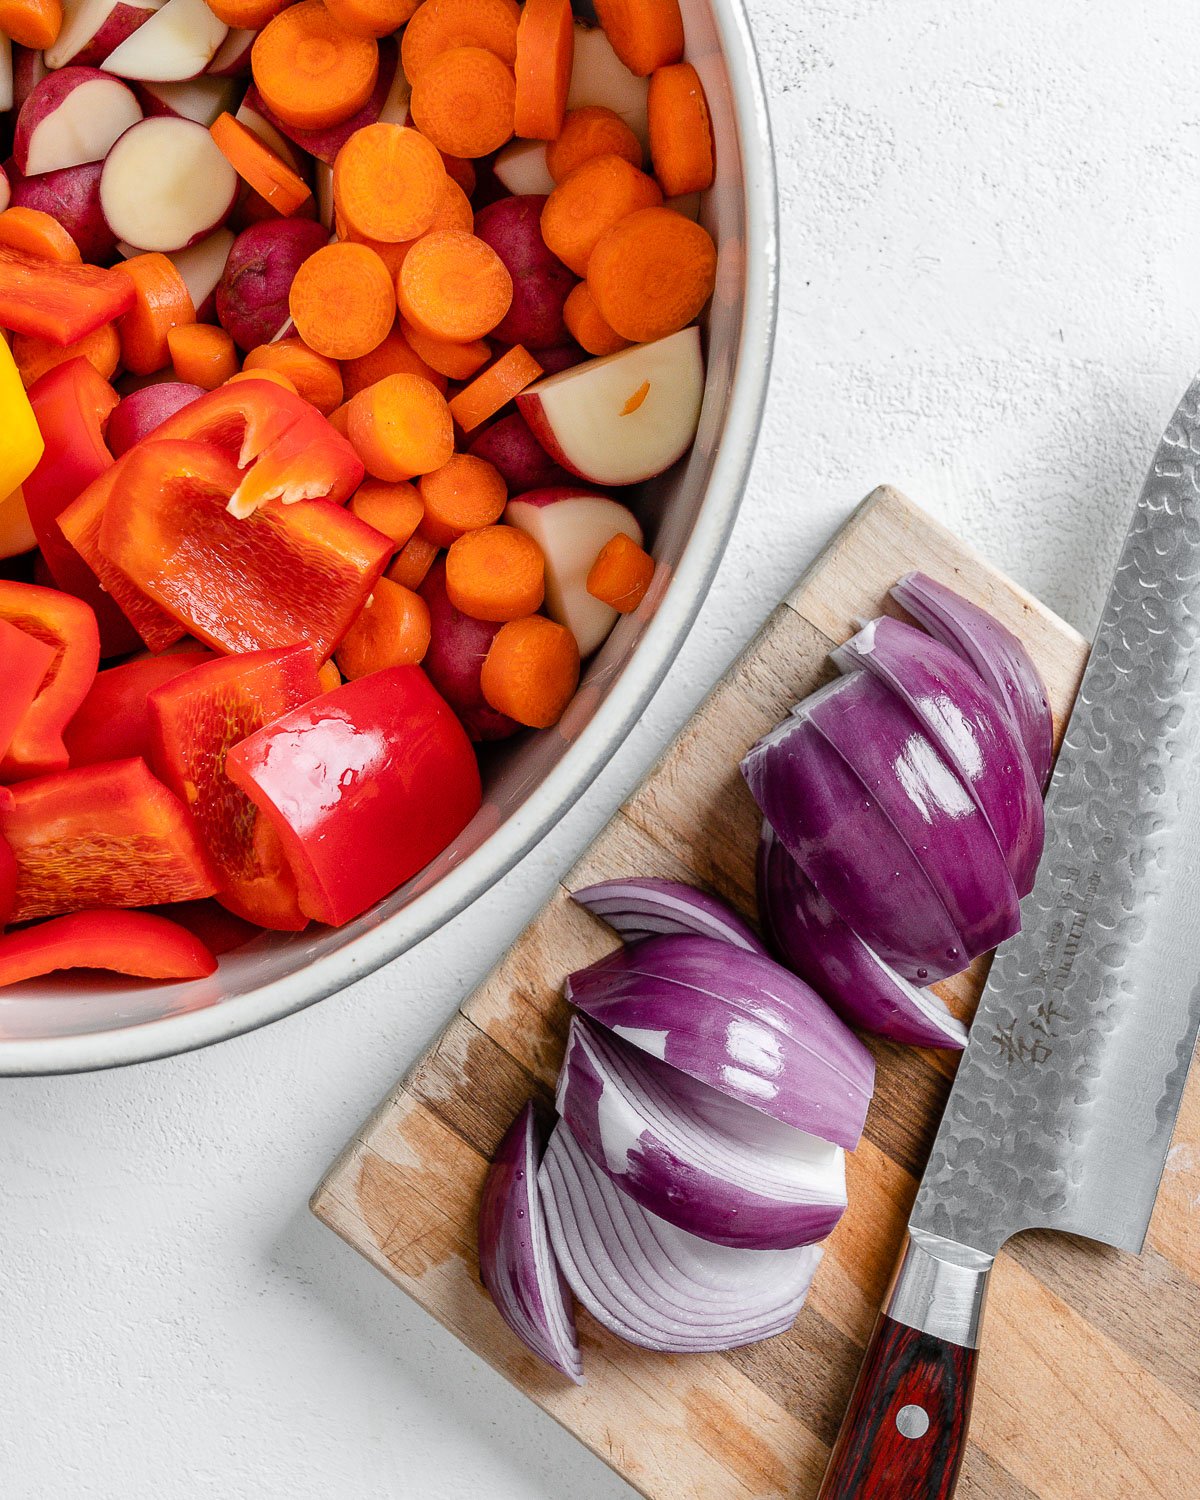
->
[831,616,1044,897]
[538,1122,824,1353]
[557,1014,847,1249]
[891,571,1054,790]
[757,824,968,1051]
[803,669,1021,962]
[742,682,970,981]
[477,1102,583,1384]
[571,877,768,953]
[566,934,875,1150]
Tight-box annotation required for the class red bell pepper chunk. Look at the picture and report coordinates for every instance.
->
[0,580,99,782]
[225,666,482,927]
[57,462,187,654]
[227,407,365,518]
[63,649,214,767]
[0,617,56,762]
[23,358,141,656]
[0,245,135,345]
[0,910,217,987]
[0,757,218,922]
[98,439,392,660]
[147,644,321,931]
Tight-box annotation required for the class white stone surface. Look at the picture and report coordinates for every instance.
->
[4,2,1198,1495]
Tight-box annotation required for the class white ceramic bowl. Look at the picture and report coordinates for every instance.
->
[0,0,778,1074]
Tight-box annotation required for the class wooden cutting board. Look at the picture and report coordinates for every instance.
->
[312,486,1200,1500]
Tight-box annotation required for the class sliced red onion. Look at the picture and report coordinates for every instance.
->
[891,571,1054,789]
[538,1122,823,1353]
[831,616,1044,896]
[557,1014,847,1249]
[804,669,1020,961]
[741,682,969,981]
[566,934,875,1150]
[757,823,968,1051]
[477,1102,583,1384]
[571,877,768,954]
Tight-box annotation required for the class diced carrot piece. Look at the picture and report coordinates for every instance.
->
[586,531,654,612]
[417,452,505,545]
[349,478,423,546]
[346,371,454,480]
[244,338,343,413]
[481,614,579,728]
[387,532,439,590]
[118,253,196,377]
[647,63,715,197]
[168,324,240,390]
[335,576,431,676]
[445,523,543,621]
[447,344,541,432]
[210,112,314,218]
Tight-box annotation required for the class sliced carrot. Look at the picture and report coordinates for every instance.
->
[481,614,580,728]
[417,452,506,545]
[400,0,519,82]
[333,124,446,243]
[341,323,448,397]
[316,659,342,692]
[445,523,544,622]
[324,0,419,38]
[335,216,410,281]
[252,1,380,132]
[206,0,290,26]
[335,576,431,676]
[387,532,439,590]
[167,324,240,390]
[0,207,81,264]
[562,281,630,357]
[513,0,574,141]
[539,154,662,276]
[0,0,61,48]
[349,478,424,546]
[648,63,715,197]
[593,0,683,77]
[587,205,716,342]
[546,105,642,182]
[346,372,454,481]
[409,46,516,159]
[13,323,120,387]
[399,318,490,380]
[210,112,314,218]
[244,338,343,413]
[226,368,299,395]
[117,253,196,377]
[586,531,654,612]
[396,229,513,342]
[447,344,542,432]
[288,241,395,361]
[328,402,351,436]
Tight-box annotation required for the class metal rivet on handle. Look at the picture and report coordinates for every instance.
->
[895,1404,930,1440]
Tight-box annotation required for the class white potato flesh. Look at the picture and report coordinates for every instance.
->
[100,116,237,251]
[102,0,227,81]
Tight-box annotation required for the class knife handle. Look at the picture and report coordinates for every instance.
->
[817,1231,992,1500]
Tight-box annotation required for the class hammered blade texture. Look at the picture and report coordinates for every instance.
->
[913,377,1200,1257]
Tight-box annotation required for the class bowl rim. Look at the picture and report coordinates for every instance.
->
[0,0,779,1076]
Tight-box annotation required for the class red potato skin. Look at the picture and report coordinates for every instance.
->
[216,217,329,352]
[419,561,521,743]
[55,2,158,68]
[467,410,573,492]
[106,382,206,456]
[514,388,593,480]
[12,45,48,113]
[473,195,577,350]
[11,162,118,263]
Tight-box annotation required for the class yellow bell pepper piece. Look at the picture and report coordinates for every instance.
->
[0,336,44,499]
[0,487,37,559]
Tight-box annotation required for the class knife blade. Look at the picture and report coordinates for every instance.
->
[818,373,1200,1500]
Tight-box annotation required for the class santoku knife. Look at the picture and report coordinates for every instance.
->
[818,374,1200,1498]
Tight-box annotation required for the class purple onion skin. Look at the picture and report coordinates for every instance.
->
[558,1016,846,1249]
[478,1102,583,1383]
[834,616,1044,897]
[566,934,875,1150]
[757,824,967,1051]
[742,689,969,982]
[807,670,1021,963]
[571,877,768,954]
[892,571,1054,790]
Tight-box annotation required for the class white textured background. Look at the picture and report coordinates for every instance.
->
[4,2,1199,1495]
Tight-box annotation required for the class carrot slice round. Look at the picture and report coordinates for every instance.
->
[513,0,574,141]
[587,205,717,342]
[252,1,380,131]
[333,123,446,243]
[396,229,513,342]
[288,241,396,361]
[400,0,519,81]
[647,62,715,197]
[409,46,517,159]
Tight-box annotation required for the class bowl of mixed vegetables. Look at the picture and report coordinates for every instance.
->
[0,0,776,1071]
